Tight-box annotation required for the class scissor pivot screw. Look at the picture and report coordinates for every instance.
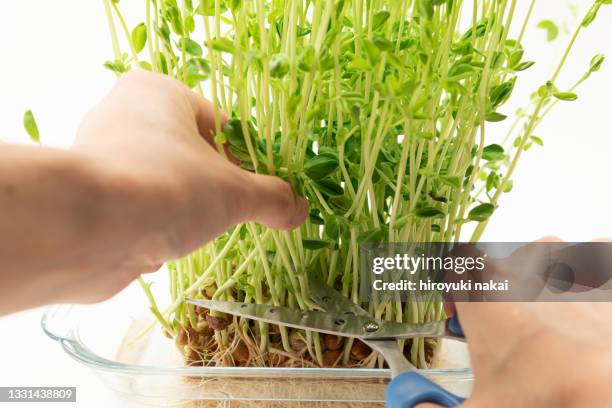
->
[363,321,380,333]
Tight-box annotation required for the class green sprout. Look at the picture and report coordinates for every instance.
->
[103,0,609,368]
[23,110,40,144]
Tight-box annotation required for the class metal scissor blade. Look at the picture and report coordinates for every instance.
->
[308,276,372,318]
[307,277,464,341]
[186,298,456,341]
[187,298,356,337]
[307,276,417,376]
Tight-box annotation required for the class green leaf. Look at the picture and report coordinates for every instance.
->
[439,176,460,189]
[482,144,505,161]
[313,179,344,197]
[209,38,235,54]
[179,38,203,56]
[461,20,488,41]
[363,39,381,65]
[347,57,371,71]
[196,0,228,16]
[508,49,524,68]
[489,78,516,108]
[590,54,605,73]
[415,207,445,219]
[103,59,128,75]
[502,180,514,193]
[468,203,495,222]
[486,172,500,192]
[270,54,290,78]
[418,0,434,19]
[372,36,393,51]
[448,64,477,81]
[302,239,333,250]
[581,4,601,28]
[485,112,507,122]
[166,5,184,35]
[23,110,40,143]
[304,154,339,181]
[372,11,390,31]
[184,15,196,33]
[553,92,578,101]
[298,46,315,71]
[530,136,544,146]
[138,61,153,71]
[537,20,559,41]
[224,118,255,151]
[514,61,535,71]
[309,211,324,225]
[357,227,384,243]
[131,23,148,54]
[229,0,242,11]
[324,218,339,240]
[184,57,211,87]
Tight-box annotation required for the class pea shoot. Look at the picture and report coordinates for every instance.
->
[104,0,609,368]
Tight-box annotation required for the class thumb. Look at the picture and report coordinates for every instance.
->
[241,172,309,230]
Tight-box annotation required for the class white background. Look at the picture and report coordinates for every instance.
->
[0,1,611,407]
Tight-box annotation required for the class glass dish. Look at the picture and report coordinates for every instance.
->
[42,279,473,406]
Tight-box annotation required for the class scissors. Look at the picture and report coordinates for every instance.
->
[187,277,466,408]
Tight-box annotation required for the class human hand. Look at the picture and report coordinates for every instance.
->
[67,70,308,303]
[420,238,612,407]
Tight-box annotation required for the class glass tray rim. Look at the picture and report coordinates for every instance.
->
[42,303,473,380]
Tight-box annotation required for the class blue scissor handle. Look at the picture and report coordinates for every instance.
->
[386,371,465,408]
[386,315,466,408]
[448,314,464,338]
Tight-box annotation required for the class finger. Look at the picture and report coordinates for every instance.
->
[179,85,244,161]
[180,85,227,142]
[187,93,242,165]
[241,172,309,230]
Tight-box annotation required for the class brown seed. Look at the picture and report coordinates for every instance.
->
[322,350,341,367]
[201,325,215,339]
[176,326,195,346]
[206,314,230,331]
[323,334,344,351]
[231,341,250,365]
[350,340,371,361]
[288,330,306,351]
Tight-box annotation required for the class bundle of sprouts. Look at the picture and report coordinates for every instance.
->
[103,0,608,368]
